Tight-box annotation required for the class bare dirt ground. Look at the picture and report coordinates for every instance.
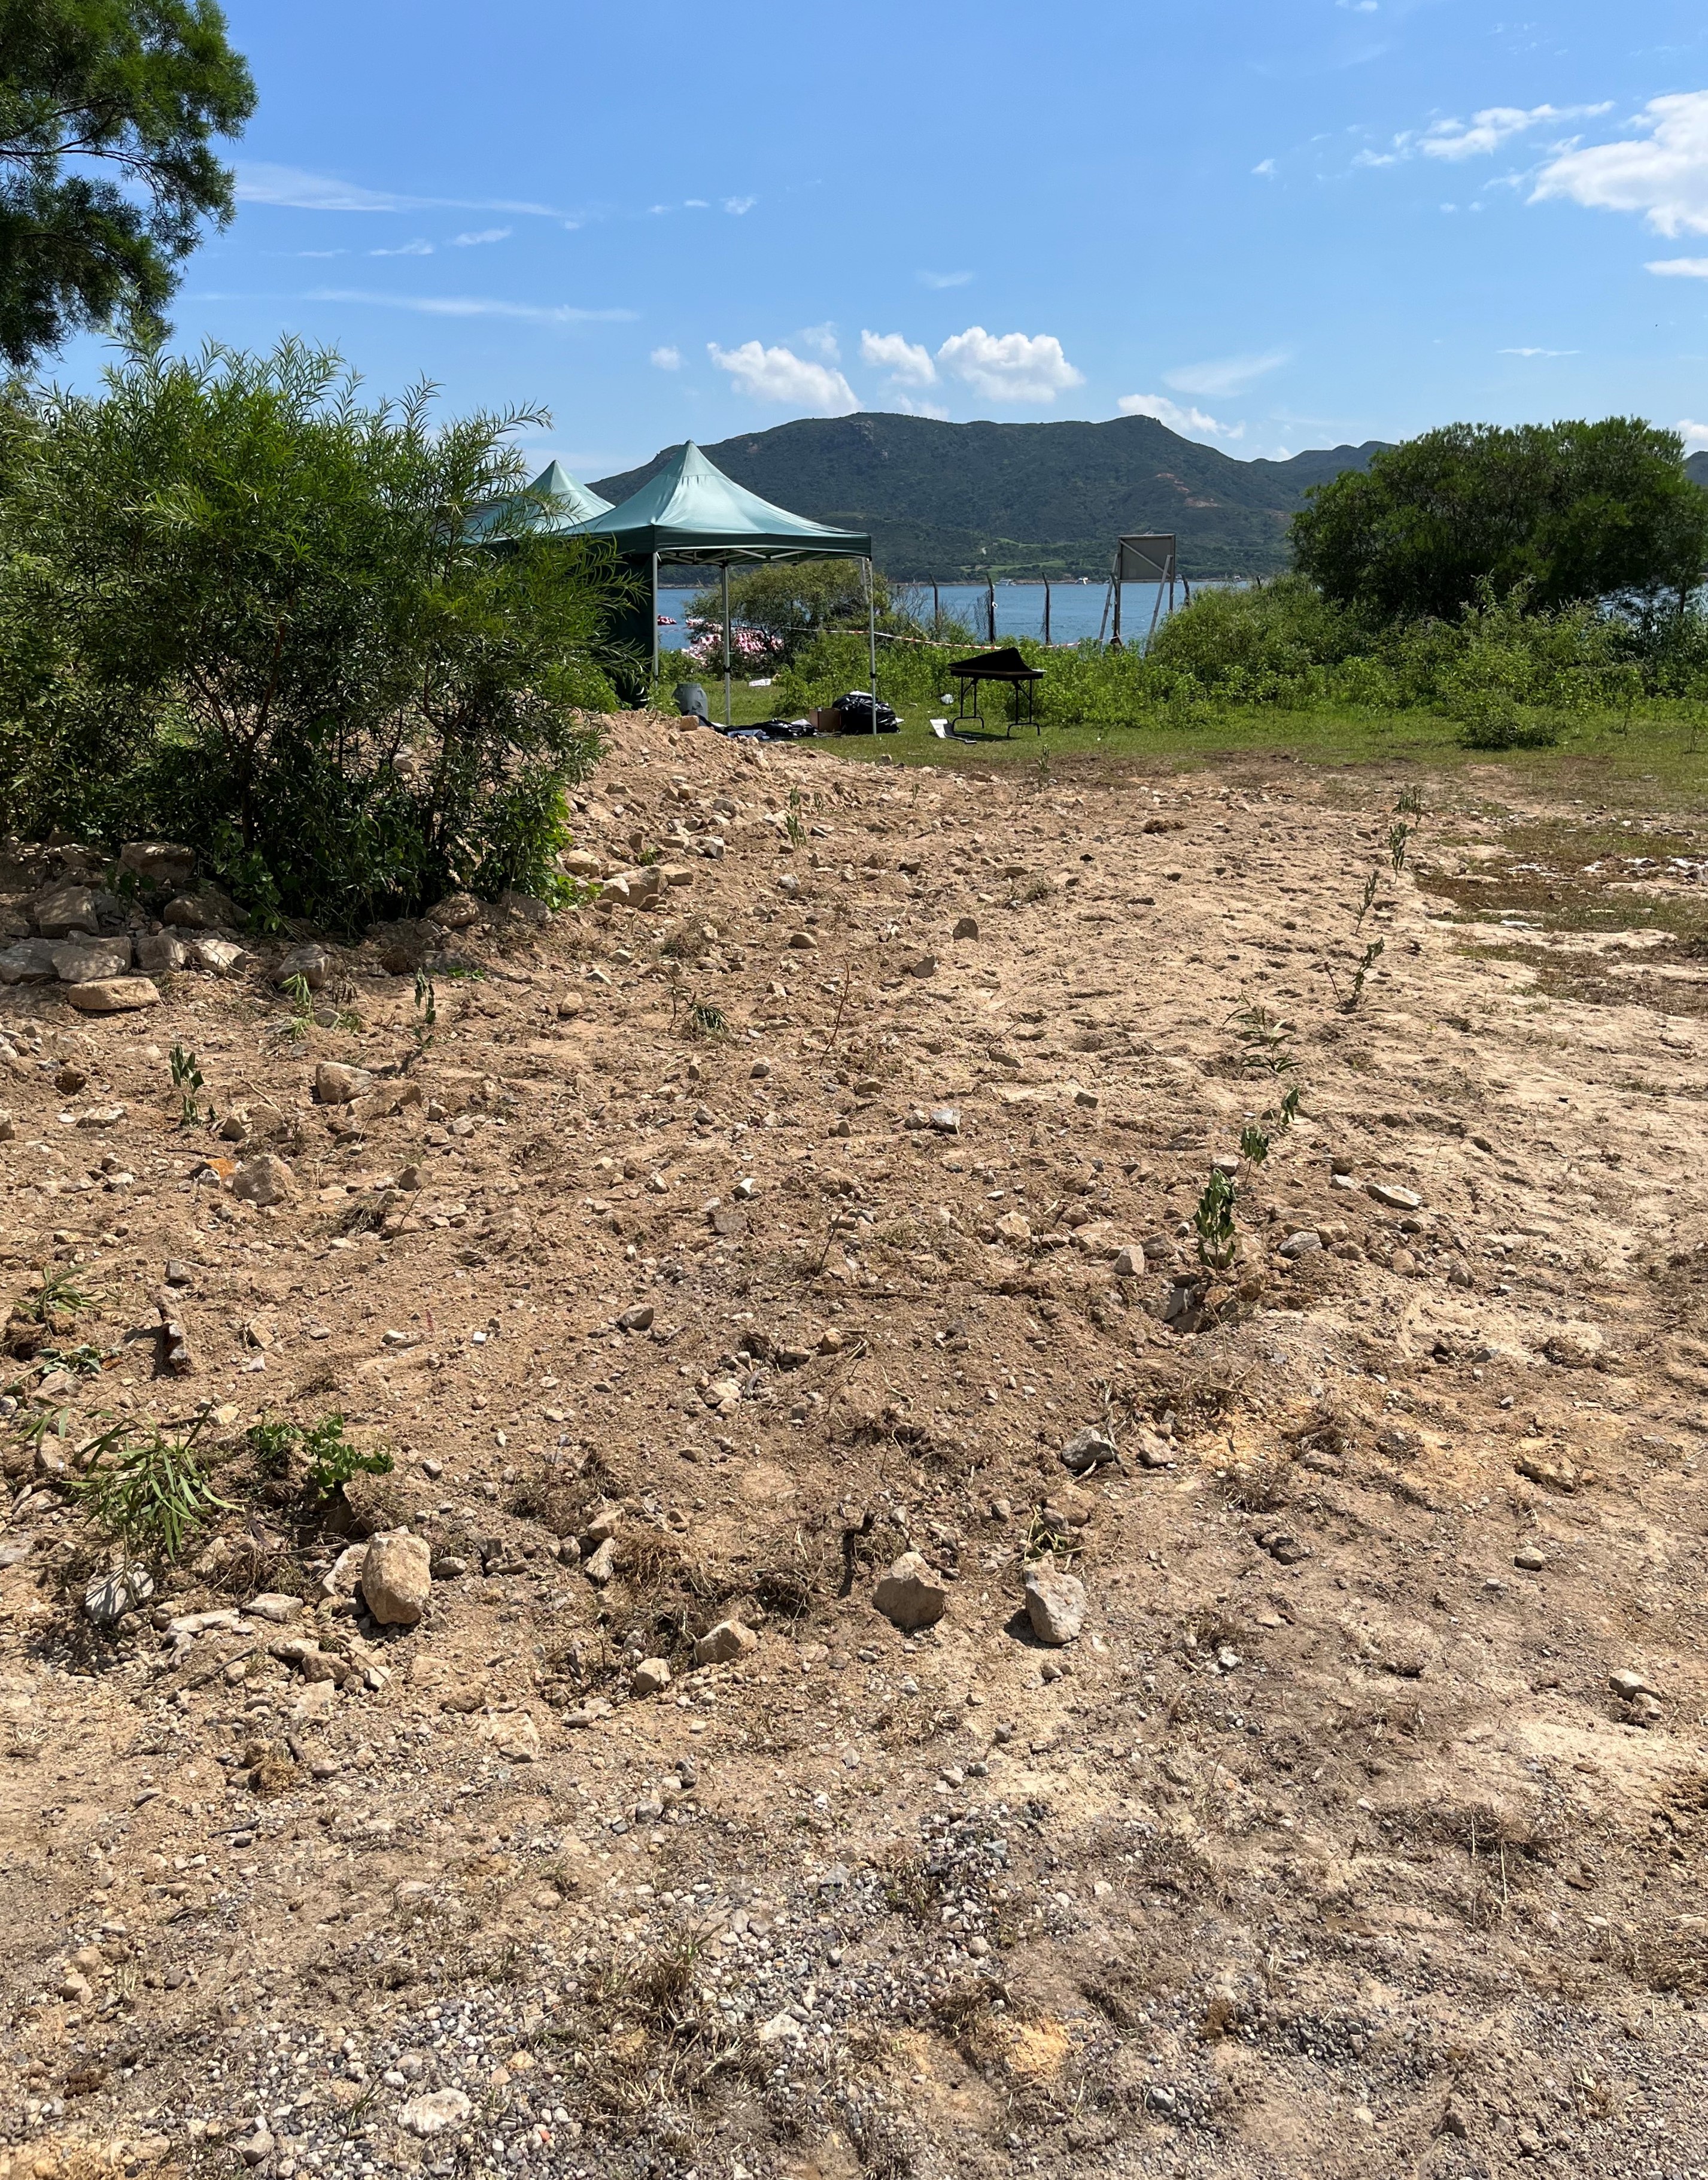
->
[3,713,1708,2180]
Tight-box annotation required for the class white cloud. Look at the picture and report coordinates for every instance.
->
[1423,101,1611,162]
[890,394,950,420]
[237,162,414,212]
[685,198,709,209]
[1252,157,1277,176]
[451,227,512,247]
[308,289,636,323]
[1647,255,1708,277]
[917,269,973,289]
[935,326,1083,403]
[798,322,841,361]
[651,345,683,370]
[1498,345,1578,355]
[1164,350,1287,398]
[1117,393,1244,442]
[859,330,937,386]
[235,160,572,219]
[723,195,757,215]
[369,238,433,257]
[707,341,859,413]
[1679,419,1708,452]
[1533,92,1708,233]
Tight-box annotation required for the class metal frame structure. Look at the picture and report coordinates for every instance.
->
[947,645,1046,738]
[1106,533,1189,650]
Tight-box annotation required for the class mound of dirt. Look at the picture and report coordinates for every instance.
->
[2,712,1708,2180]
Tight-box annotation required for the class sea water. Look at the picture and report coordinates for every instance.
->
[654,580,1209,652]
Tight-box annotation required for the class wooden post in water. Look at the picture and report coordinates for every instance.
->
[986,575,996,645]
[1042,575,1051,646]
[932,580,940,634]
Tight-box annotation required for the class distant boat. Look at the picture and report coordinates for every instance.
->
[657,613,677,626]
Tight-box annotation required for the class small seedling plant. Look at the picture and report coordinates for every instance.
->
[169,1042,211,1128]
[15,1267,98,1325]
[1193,1167,1239,1271]
[1348,937,1384,1009]
[66,1411,234,1564]
[408,970,437,1066]
[247,1411,392,1502]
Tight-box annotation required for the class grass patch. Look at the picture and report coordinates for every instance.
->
[757,697,1708,808]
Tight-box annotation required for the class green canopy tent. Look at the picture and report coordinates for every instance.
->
[465,459,614,542]
[575,441,876,726]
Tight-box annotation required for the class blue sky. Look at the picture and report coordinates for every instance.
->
[60,0,1708,474]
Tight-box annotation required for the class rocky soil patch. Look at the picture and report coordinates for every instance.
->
[1,718,1708,2180]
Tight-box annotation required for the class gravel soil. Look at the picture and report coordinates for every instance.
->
[3,714,1708,2180]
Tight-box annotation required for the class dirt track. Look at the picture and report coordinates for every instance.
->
[4,713,1708,2180]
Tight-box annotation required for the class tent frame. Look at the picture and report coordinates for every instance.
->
[650,544,878,731]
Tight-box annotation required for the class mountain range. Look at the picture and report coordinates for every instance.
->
[591,412,1390,580]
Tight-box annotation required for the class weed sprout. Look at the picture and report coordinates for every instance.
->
[66,1413,234,1563]
[246,1411,391,1501]
[410,970,437,1063]
[169,1042,210,1128]
[1193,1168,1239,1271]
[1347,936,1385,1010]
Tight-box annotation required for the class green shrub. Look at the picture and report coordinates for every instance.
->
[0,339,626,931]
[67,1414,233,1563]
[1145,575,1363,703]
[245,1410,390,1499]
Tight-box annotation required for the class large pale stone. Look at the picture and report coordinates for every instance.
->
[0,939,59,983]
[119,841,196,889]
[399,2090,471,2138]
[66,976,159,1013]
[873,1551,948,1632]
[231,1152,296,1206]
[315,1061,372,1106]
[134,932,187,975]
[276,941,330,990]
[360,1532,432,1626]
[1023,1560,1085,1645]
[51,939,132,983]
[692,1618,758,1666]
[34,884,97,939]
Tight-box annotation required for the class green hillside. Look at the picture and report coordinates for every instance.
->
[591,412,1390,579]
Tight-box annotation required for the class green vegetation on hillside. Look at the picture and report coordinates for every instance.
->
[594,412,1388,581]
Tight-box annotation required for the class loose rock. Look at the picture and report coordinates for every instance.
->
[231,1153,296,1206]
[399,2089,472,2138]
[66,976,160,1013]
[873,1551,948,1632]
[360,1534,433,1626]
[1023,1560,1086,1645]
[315,1061,373,1106]
[693,1618,758,1665]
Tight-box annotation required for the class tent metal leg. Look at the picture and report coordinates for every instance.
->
[722,563,732,730]
[651,552,659,687]
[867,558,877,721]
